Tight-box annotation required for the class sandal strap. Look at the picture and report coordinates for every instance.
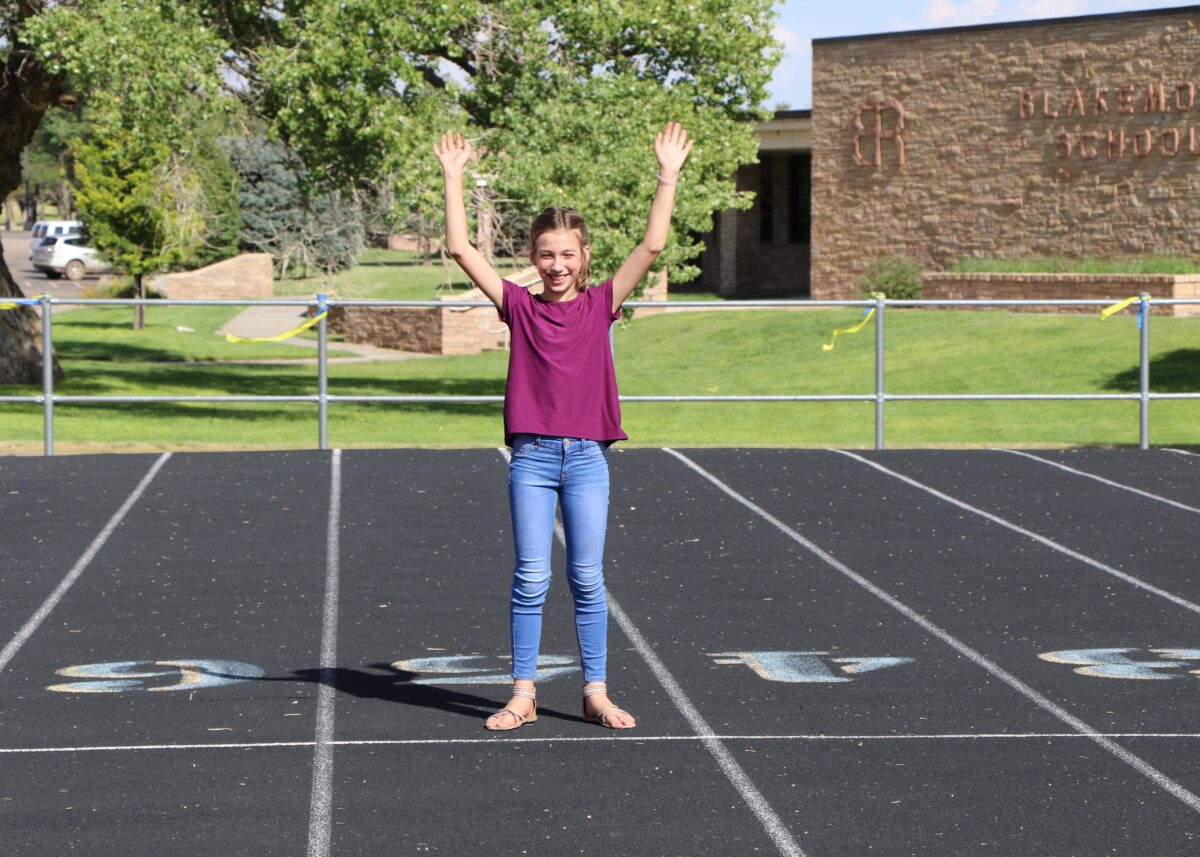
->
[511,687,536,700]
[490,707,528,726]
[582,683,608,697]
[594,706,630,727]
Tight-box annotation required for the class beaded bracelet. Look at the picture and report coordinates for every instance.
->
[656,173,677,187]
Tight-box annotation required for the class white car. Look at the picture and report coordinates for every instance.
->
[31,235,111,281]
[28,220,83,259]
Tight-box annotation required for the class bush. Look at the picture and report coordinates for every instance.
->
[858,256,923,300]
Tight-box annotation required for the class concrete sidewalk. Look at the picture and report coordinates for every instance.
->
[219,302,428,362]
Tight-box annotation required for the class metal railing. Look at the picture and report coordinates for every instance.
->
[3,293,1197,456]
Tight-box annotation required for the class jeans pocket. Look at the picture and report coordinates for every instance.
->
[583,442,607,460]
[511,437,538,459]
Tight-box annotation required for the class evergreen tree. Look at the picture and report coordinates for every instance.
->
[223,137,364,278]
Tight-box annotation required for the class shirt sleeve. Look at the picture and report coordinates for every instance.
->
[497,279,520,326]
[601,279,621,322]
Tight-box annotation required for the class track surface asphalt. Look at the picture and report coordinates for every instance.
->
[2,448,1199,856]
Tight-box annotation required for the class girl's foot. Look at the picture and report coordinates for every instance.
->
[582,681,636,729]
[485,683,537,731]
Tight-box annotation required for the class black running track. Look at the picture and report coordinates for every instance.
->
[2,448,1200,855]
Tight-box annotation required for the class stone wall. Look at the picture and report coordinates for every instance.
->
[326,298,510,355]
[812,9,1200,300]
[327,268,540,354]
[923,272,1200,315]
[148,253,274,299]
[326,306,443,352]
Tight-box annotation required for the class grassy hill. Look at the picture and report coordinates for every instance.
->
[0,298,1194,452]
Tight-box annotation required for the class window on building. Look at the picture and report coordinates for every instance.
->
[759,155,774,243]
[788,154,811,245]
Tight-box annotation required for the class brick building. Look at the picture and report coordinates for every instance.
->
[703,5,1200,300]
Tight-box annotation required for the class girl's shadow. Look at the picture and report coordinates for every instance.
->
[286,662,586,724]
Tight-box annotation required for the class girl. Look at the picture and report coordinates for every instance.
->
[434,122,693,731]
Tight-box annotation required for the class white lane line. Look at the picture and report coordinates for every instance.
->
[663,448,1200,816]
[306,449,342,857]
[833,449,1200,618]
[10,732,1200,754]
[0,453,172,676]
[499,448,807,857]
[1165,448,1200,460]
[997,449,1200,516]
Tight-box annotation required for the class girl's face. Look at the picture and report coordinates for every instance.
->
[531,229,589,301]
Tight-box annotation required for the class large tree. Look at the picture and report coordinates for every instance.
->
[2,0,779,380]
[0,1,66,383]
[233,0,780,281]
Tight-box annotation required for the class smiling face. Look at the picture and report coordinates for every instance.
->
[531,229,590,301]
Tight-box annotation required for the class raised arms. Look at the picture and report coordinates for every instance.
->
[434,132,504,310]
[611,122,695,313]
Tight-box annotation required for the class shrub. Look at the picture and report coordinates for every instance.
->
[858,256,923,300]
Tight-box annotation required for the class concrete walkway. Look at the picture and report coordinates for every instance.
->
[218,302,430,362]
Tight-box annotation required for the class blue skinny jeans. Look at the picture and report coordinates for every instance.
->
[507,435,610,683]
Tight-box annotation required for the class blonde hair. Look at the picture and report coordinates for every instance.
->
[529,207,590,290]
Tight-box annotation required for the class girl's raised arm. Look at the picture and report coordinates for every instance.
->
[434,132,504,310]
[611,122,694,313]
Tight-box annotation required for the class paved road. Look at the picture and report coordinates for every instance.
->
[0,230,91,300]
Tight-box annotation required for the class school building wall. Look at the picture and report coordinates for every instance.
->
[811,6,1200,299]
[695,111,812,296]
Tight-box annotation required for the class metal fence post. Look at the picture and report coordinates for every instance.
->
[42,295,54,457]
[1139,291,1150,450]
[317,294,329,451]
[875,293,885,450]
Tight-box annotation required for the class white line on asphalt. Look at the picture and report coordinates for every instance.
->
[664,448,1200,817]
[499,447,807,857]
[997,449,1200,515]
[306,449,342,857]
[8,732,1200,754]
[1165,448,1200,459]
[833,449,1200,617]
[0,453,172,676]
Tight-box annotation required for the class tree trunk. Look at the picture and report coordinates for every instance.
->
[0,249,63,384]
[1,32,66,383]
[472,185,496,264]
[134,273,144,330]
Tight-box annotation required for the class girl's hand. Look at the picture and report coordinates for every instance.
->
[655,121,694,178]
[434,131,473,178]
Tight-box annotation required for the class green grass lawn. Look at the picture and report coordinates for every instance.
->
[1,303,1196,453]
[273,249,528,301]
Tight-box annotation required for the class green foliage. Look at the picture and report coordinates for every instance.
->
[952,256,1200,275]
[27,2,240,277]
[222,137,364,278]
[214,0,778,282]
[24,0,226,148]
[858,256,924,300]
[20,0,780,287]
[22,109,90,216]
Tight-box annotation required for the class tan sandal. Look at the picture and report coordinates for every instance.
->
[485,686,537,731]
[583,682,635,729]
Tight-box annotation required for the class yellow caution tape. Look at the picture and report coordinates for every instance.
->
[1100,295,1141,320]
[823,293,884,351]
[225,310,329,343]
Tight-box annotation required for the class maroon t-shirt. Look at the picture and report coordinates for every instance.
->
[498,278,627,446]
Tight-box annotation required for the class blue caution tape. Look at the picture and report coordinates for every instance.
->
[1100,294,1151,329]
[0,294,50,310]
[823,293,884,352]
